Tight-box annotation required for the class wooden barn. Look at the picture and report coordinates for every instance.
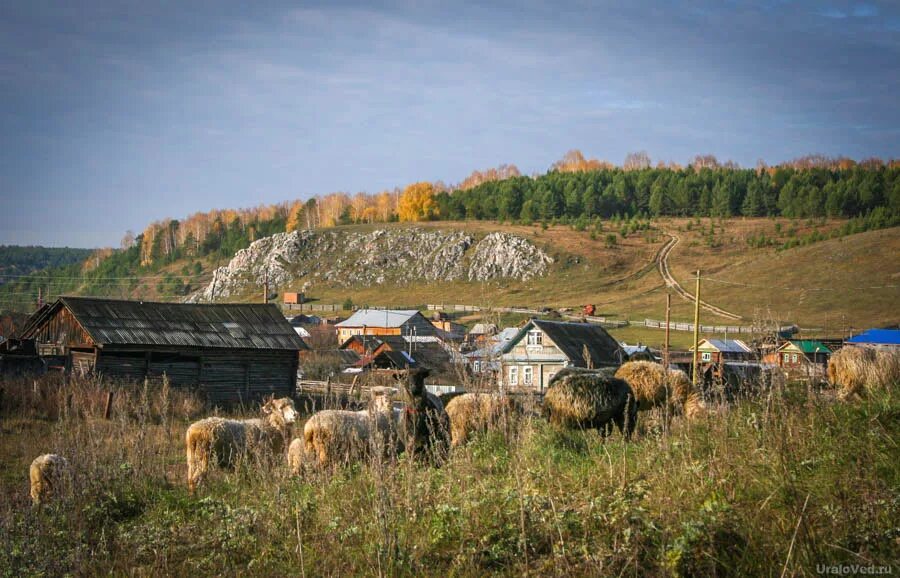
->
[17,296,307,406]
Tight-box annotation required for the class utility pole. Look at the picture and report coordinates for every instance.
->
[263,268,269,304]
[37,287,43,309]
[664,292,671,368]
[691,269,701,387]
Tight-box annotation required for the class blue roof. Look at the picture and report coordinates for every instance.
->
[847,329,900,345]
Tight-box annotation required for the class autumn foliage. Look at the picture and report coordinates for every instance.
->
[398,182,439,221]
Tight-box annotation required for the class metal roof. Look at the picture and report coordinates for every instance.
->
[781,340,832,354]
[847,329,900,345]
[335,309,421,328]
[34,296,308,351]
[692,339,752,353]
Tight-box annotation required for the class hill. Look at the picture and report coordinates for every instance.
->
[191,218,899,336]
[0,246,92,284]
[1,219,896,346]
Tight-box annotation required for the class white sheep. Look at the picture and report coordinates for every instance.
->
[186,397,297,493]
[298,390,398,470]
[29,453,71,506]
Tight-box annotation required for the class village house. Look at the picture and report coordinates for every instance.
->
[689,339,753,365]
[845,329,900,350]
[339,333,459,380]
[334,309,438,344]
[16,296,307,406]
[466,323,498,345]
[498,319,624,391]
[465,327,518,375]
[771,340,831,368]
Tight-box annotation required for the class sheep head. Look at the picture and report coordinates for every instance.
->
[262,397,298,427]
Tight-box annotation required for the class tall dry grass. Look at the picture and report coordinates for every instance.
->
[0,372,897,576]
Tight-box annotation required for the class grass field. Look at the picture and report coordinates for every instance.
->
[1,375,897,576]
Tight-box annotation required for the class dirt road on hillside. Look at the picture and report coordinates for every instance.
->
[657,233,743,320]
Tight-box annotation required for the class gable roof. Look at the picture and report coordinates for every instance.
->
[779,340,832,354]
[504,318,623,367]
[23,296,307,351]
[847,329,900,345]
[692,339,752,354]
[335,309,421,328]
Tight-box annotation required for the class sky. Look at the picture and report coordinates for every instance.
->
[1,0,898,248]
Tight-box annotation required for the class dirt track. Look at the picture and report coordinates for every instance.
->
[656,233,743,320]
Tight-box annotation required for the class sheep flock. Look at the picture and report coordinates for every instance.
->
[25,348,896,500]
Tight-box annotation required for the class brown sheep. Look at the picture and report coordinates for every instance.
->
[29,453,71,506]
[186,397,297,493]
[829,347,900,398]
[615,361,706,419]
[543,367,638,438]
[444,393,518,447]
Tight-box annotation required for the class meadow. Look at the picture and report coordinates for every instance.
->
[1,374,897,577]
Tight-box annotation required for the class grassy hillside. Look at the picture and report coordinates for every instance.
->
[3,219,896,342]
[275,219,897,333]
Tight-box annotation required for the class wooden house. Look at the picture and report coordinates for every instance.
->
[339,334,458,381]
[772,340,831,368]
[334,309,438,344]
[17,296,308,406]
[499,319,624,391]
[689,339,753,365]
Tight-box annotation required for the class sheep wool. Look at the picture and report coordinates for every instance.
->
[29,453,70,506]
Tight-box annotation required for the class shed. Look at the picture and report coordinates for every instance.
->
[18,296,307,405]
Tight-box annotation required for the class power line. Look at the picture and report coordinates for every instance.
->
[702,276,899,292]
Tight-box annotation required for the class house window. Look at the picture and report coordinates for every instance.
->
[523,366,533,385]
[701,352,712,362]
[783,353,791,363]
[473,361,482,373]
[508,366,518,386]
[527,331,543,346]
[791,354,798,363]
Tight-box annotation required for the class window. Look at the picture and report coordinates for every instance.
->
[508,366,518,386]
[791,354,798,363]
[523,366,533,385]
[473,361,482,373]
[527,331,543,346]
[783,353,791,363]
[701,352,712,362]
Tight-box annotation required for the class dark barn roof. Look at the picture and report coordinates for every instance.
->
[24,296,308,351]
[506,318,624,367]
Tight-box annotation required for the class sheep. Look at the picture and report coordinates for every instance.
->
[444,393,518,447]
[396,368,451,461]
[615,361,706,419]
[543,367,638,438]
[829,347,900,399]
[185,397,297,493]
[299,391,397,470]
[29,453,70,506]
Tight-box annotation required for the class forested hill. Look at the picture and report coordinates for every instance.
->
[1,154,898,314]
[0,246,92,284]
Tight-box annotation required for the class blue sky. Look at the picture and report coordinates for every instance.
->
[1,0,898,247]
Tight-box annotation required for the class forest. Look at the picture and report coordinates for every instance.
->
[0,152,898,313]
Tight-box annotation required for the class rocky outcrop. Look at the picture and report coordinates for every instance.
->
[191,228,553,301]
